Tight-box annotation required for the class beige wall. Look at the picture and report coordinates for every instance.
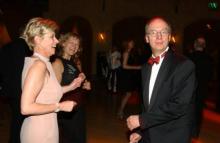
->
[45,0,220,74]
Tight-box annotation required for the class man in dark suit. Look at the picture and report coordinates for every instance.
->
[188,36,213,138]
[126,17,197,143]
[0,37,32,143]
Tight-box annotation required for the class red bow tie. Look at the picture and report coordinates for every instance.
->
[147,52,167,65]
[147,56,160,65]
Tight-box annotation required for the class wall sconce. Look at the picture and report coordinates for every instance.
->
[97,32,106,43]
[171,35,176,43]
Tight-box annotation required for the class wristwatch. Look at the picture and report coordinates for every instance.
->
[55,103,60,112]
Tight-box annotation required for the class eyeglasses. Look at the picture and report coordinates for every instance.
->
[147,30,170,37]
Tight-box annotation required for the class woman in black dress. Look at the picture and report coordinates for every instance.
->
[117,39,142,119]
[52,33,91,143]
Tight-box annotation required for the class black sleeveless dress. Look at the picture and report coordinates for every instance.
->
[59,57,85,105]
[60,58,79,86]
[119,51,141,92]
[58,57,87,143]
[118,51,141,92]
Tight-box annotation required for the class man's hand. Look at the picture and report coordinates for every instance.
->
[129,132,142,143]
[127,115,140,131]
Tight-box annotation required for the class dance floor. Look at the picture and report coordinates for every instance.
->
[1,77,220,143]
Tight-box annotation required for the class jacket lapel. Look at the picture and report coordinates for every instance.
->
[142,64,152,111]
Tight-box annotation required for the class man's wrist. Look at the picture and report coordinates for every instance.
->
[138,115,143,128]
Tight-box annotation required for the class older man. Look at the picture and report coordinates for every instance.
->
[126,16,197,143]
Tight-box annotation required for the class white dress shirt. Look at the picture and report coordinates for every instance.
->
[149,47,169,103]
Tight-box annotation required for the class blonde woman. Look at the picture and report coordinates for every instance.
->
[20,17,85,143]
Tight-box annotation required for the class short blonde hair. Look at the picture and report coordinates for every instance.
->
[21,17,59,50]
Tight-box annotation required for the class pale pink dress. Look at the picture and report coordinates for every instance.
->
[20,53,62,143]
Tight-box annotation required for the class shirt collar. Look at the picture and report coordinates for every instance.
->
[152,46,169,59]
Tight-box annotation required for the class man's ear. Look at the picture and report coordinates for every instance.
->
[145,35,149,43]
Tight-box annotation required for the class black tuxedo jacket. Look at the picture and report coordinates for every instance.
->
[139,49,197,143]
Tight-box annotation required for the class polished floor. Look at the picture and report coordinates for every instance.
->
[1,77,220,143]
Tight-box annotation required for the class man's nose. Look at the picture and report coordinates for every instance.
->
[156,32,162,39]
